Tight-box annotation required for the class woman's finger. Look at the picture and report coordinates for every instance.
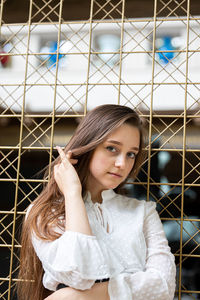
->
[56,146,69,165]
[56,146,66,159]
[57,147,77,165]
[66,150,72,159]
[56,147,73,161]
[66,151,78,164]
[69,158,78,164]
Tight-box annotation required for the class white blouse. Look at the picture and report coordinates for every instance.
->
[30,189,176,300]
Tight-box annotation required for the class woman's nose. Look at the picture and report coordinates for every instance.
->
[115,155,126,169]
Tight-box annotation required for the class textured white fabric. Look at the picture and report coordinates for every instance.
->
[30,189,176,299]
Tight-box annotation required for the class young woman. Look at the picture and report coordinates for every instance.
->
[17,104,176,300]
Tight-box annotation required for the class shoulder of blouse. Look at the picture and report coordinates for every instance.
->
[113,192,156,210]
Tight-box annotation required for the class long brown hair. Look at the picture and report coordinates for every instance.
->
[17,104,145,300]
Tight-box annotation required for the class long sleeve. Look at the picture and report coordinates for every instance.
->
[32,229,115,291]
[108,202,176,300]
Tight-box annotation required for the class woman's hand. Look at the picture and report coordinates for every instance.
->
[44,282,110,300]
[54,146,81,197]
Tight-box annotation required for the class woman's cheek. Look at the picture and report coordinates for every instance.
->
[97,155,109,168]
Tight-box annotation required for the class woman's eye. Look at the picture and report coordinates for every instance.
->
[106,146,117,153]
[127,152,136,159]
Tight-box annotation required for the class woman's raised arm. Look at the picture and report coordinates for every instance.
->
[54,146,92,235]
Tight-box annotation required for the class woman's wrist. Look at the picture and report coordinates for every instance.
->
[64,189,82,201]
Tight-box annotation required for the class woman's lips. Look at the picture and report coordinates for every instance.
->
[108,172,122,178]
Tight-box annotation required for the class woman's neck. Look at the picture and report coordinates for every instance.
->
[86,180,105,203]
[87,188,104,204]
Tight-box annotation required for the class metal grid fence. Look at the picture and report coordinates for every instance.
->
[0,0,200,299]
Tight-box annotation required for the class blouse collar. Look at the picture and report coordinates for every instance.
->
[84,189,116,206]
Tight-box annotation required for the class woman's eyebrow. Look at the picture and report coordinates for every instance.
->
[106,140,139,151]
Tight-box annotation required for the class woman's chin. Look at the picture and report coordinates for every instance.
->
[105,182,121,190]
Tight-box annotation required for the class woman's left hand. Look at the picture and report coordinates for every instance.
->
[44,282,110,300]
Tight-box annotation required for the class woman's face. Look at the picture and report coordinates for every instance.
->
[87,123,140,201]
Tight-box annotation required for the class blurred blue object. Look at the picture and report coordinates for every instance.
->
[157,36,176,64]
[40,41,64,68]
[48,41,64,68]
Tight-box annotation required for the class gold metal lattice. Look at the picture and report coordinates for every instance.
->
[0,0,200,299]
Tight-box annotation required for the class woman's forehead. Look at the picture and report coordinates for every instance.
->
[105,124,140,147]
